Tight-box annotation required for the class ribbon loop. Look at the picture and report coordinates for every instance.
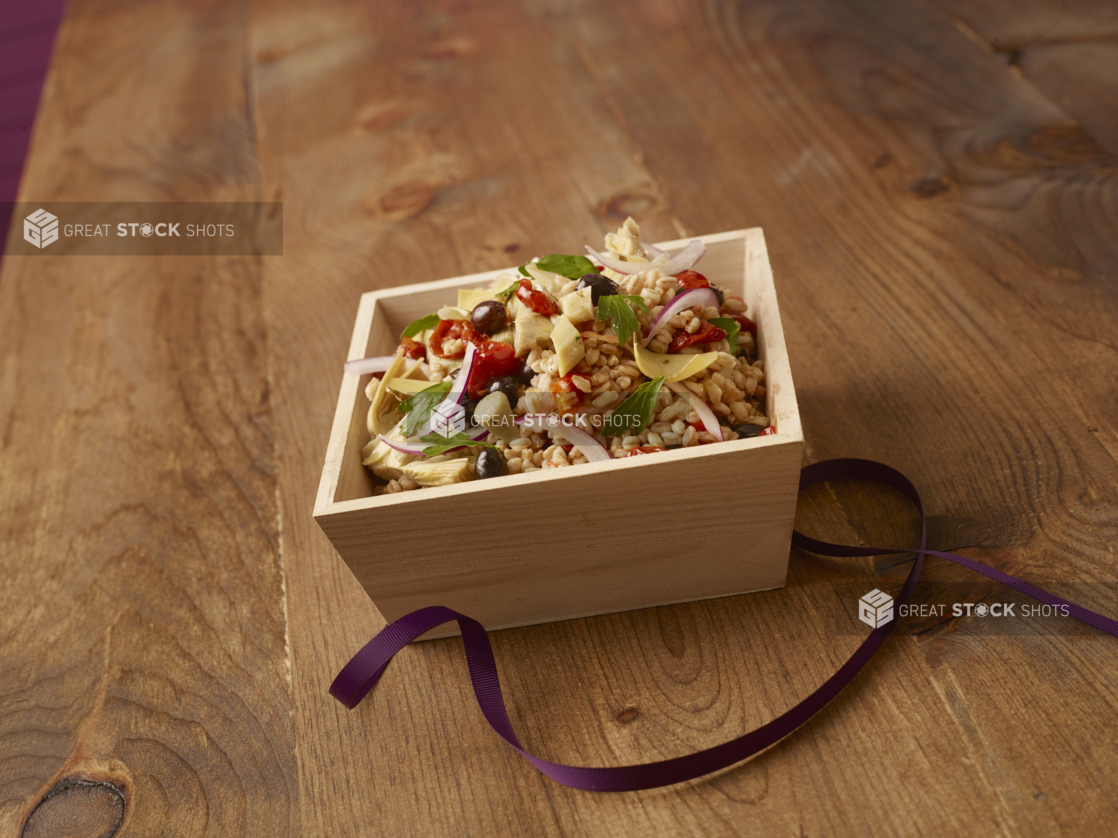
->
[330,458,1117,792]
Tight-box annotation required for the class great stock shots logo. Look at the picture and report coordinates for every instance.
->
[23,209,59,249]
[430,401,467,437]
[6,202,283,255]
[858,589,895,628]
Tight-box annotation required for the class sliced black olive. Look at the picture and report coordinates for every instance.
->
[487,375,519,406]
[733,423,762,439]
[475,448,509,479]
[470,300,507,335]
[576,273,620,304]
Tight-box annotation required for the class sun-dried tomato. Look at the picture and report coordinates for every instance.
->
[400,335,427,359]
[624,446,668,456]
[759,426,776,436]
[467,340,520,397]
[429,319,479,358]
[516,279,559,316]
[732,314,757,336]
[667,321,727,353]
[675,270,710,292]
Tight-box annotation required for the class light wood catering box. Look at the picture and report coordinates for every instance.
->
[315,229,803,639]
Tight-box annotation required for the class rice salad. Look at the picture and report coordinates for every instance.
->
[352,218,771,494]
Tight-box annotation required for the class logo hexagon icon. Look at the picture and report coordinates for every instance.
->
[858,589,894,628]
[24,209,59,249]
[430,400,466,437]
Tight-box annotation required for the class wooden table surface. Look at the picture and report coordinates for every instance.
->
[3,0,1117,835]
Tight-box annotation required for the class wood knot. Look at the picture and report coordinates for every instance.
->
[602,191,657,220]
[1025,123,1109,165]
[907,177,949,198]
[378,182,435,218]
[615,708,641,724]
[503,243,520,254]
[24,778,125,838]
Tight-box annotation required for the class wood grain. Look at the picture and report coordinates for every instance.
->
[3,0,1116,835]
[0,0,297,835]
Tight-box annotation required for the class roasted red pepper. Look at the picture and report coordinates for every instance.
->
[668,321,727,353]
[759,426,776,436]
[516,279,559,316]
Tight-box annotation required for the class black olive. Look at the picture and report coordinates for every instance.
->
[462,397,481,427]
[576,273,620,304]
[487,375,519,406]
[733,423,762,439]
[711,285,725,305]
[515,361,535,384]
[475,448,508,479]
[471,300,507,335]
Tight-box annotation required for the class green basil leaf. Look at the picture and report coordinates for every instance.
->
[595,294,649,347]
[495,280,520,302]
[418,432,500,458]
[398,382,452,436]
[603,375,665,436]
[517,265,531,278]
[401,313,439,339]
[708,317,740,355]
[536,253,597,280]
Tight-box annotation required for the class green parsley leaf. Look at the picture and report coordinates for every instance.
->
[398,382,452,436]
[535,253,597,280]
[708,317,740,355]
[596,294,650,347]
[418,432,500,458]
[401,313,439,339]
[603,375,665,436]
[495,280,520,302]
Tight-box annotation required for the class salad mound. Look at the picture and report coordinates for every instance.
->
[357,218,771,494]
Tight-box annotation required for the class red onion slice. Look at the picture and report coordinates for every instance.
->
[641,287,721,346]
[344,355,397,376]
[516,414,612,462]
[378,435,430,456]
[586,239,706,277]
[642,243,665,258]
[447,341,477,406]
[655,239,705,276]
[583,246,654,276]
[667,383,723,441]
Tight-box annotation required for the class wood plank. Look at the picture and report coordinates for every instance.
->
[253,0,1116,835]
[937,0,1118,154]
[0,0,297,835]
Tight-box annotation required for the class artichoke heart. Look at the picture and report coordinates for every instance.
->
[401,458,471,487]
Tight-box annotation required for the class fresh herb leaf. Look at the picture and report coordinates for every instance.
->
[603,375,665,436]
[708,317,740,355]
[401,313,439,339]
[596,294,650,347]
[419,432,500,457]
[398,382,452,436]
[495,280,520,302]
[517,265,531,278]
[535,253,597,280]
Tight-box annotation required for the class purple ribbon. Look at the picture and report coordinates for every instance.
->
[330,458,1118,792]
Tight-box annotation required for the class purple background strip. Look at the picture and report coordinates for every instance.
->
[0,0,68,255]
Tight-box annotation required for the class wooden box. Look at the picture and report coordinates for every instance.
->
[314,228,803,639]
